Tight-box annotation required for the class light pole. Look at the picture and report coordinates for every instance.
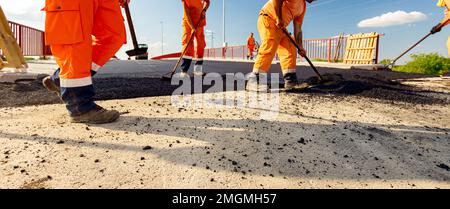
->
[160,21,164,55]
[222,0,226,47]
[206,30,215,48]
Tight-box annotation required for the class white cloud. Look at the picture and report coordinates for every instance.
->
[0,0,45,29]
[358,10,427,28]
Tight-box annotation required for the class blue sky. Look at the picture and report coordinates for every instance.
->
[1,0,449,62]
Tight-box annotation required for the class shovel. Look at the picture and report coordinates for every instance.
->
[161,9,207,81]
[359,19,450,71]
[123,3,148,57]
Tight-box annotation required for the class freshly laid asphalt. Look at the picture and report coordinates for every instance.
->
[0,59,443,108]
[96,60,431,80]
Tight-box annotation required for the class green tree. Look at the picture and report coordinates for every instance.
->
[395,53,450,76]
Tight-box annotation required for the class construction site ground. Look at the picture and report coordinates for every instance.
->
[0,60,449,189]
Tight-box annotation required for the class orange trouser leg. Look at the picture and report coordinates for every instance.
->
[46,0,125,86]
[47,0,95,84]
[447,36,450,57]
[253,15,282,73]
[91,0,126,70]
[195,26,206,60]
[248,46,255,57]
[277,36,297,74]
[182,22,195,59]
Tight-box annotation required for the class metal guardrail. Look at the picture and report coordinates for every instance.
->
[203,35,384,64]
[0,21,51,57]
[204,36,351,62]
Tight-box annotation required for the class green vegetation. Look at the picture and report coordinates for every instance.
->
[393,53,450,76]
[379,59,392,65]
[24,57,36,61]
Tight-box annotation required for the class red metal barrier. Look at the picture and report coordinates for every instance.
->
[0,21,51,57]
[203,35,351,62]
[153,34,382,63]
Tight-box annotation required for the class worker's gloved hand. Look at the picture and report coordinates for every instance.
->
[431,23,442,34]
[201,9,207,20]
[119,0,130,7]
[276,18,284,29]
[299,46,307,57]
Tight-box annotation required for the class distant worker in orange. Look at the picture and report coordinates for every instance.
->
[180,0,210,78]
[247,33,257,60]
[42,0,129,124]
[247,0,316,91]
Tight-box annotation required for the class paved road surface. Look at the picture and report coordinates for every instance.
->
[93,60,432,81]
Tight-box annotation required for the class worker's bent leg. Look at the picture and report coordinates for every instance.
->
[278,36,297,75]
[181,22,194,72]
[447,36,450,57]
[248,46,255,59]
[44,0,96,116]
[194,26,206,73]
[253,15,281,73]
[91,0,126,72]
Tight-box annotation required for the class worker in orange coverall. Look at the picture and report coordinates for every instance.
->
[247,0,316,92]
[247,33,256,60]
[436,0,450,56]
[180,0,210,78]
[42,0,129,124]
[434,0,450,76]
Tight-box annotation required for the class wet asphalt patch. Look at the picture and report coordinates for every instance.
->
[0,73,448,108]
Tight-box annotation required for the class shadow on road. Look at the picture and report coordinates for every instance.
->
[2,116,449,183]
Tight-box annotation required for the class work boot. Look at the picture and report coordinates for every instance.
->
[70,105,120,124]
[42,76,61,97]
[179,71,190,79]
[43,68,98,97]
[283,73,299,90]
[193,64,205,77]
[246,73,268,92]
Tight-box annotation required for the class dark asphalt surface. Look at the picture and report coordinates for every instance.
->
[97,60,432,81]
[0,60,444,108]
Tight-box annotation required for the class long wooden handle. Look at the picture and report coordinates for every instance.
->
[170,30,197,75]
[391,33,432,65]
[124,3,139,49]
[169,9,207,75]
[281,28,324,81]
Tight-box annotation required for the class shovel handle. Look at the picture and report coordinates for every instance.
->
[281,28,324,81]
[124,3,139,49]
[168,9,206,76]
[391,32,432,65]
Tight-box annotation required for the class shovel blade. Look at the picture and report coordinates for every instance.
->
[126,48,148,57]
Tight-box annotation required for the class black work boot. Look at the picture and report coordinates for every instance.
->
[42,76,61,97]
[43,68,98,97]
[283,73,299,90]
[70,105,120,124]
[180,58,192,78]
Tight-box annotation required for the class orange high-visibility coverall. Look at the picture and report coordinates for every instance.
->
[44,0,126,88]
[253,0,306,74]
[182,0,206,61]
[438,0,450,56]
[447,36,450,57]
[247,36,256,57]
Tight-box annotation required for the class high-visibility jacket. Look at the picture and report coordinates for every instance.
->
[260,0,306,27]
[248,36,256,47]
[182,0,206,27]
